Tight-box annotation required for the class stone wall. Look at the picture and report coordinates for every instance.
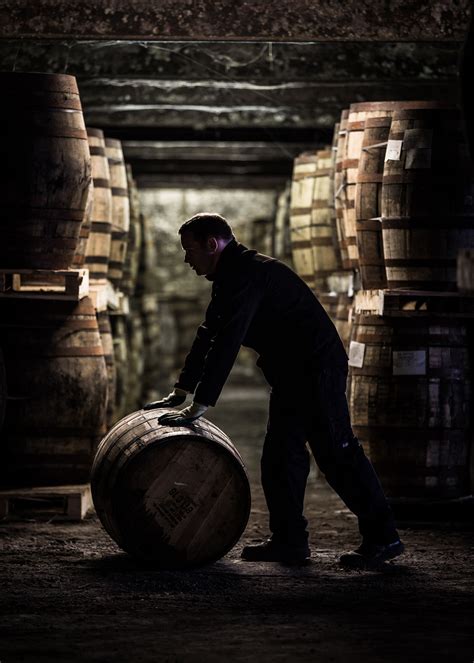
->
[138,186,280,300]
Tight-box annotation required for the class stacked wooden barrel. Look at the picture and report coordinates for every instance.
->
[339,100,474,501]
[84,128,113,281]
[0,72,91,269]
[349,312,471,498]
[0,73,112,489]
[289,99,474,501]
[273,184,292,267]
[105,139,130,286]
[140,294,163,403]
[122,165,142,296]
[311,149,341,289]
[0,298,108,486]
[97,311,117,428]
[381,105,474,290]
[289,153,319,290]
[334,111,350,269]
[290,139,353,349]
[72,182,94,269]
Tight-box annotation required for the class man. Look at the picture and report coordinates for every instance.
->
[144,212,404,569]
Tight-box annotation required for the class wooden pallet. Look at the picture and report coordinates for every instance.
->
[0,268,89,301]
[88,278,109,312]
[0,484,93,521]
[354,288,474,318]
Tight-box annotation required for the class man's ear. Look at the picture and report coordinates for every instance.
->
[207,236,218,253]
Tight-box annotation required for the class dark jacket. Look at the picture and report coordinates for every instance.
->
[175,239,348,406]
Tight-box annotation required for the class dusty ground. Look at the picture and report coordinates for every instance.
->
[0,373,473,663]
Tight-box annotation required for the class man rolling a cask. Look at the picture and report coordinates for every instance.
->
[143,213,404,569]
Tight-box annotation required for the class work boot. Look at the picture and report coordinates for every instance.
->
[339,539,405,570]
[241,539,311,565]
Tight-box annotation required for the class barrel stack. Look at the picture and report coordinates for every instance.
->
[289,153,319,291]
[0,73,167,494]
[346,102,474,508]
[289,127,353,350]
[84,128,113,282]
[289,99,474,508]
[0,72,108,490]
[273,184,292,267]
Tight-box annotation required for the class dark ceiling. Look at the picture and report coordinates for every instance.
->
[0,1,471,181]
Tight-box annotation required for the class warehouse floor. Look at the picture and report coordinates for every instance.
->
[0,370,473,663]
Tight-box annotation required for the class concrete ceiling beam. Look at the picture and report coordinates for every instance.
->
[0,40,461,81]
[78,78,459,110]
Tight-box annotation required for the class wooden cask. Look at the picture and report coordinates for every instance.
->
[110,313,129,422]
[105,138,130,285]
[319,293,339,320]
[274,184,292,265]
[334,110,350,269]
[348,313,471,498]
[342,101,406,275]
[85,128,113,280]
[353,103,405,288]
[91,409,251,567]
[0,297,108,487]
[97,311,117,428]
[381,105,474,290]
[124,309,145,413]
[136,213,159,296]
[341,104,366,268]
[72,179,94,268]
[311,149,340,292]
[121,165,142,295]
[0,72,91,269]
[290,153,318,290]
[355,101,458,289]
[141,294,162,403]
[355,115,391,288]
[335,294,353,350]
[318,293,352,350]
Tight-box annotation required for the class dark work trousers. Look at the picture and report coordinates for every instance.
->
[260,364,398,545]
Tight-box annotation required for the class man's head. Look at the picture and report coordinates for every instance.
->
[178,213,234,276]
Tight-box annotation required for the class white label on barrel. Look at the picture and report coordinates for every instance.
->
[348,341,365,368]
[385,139,403,161]
[392,350,426,375]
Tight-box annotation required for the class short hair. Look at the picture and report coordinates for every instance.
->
[178,213,234,243]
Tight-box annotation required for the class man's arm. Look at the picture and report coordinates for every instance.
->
[192,270,264,407]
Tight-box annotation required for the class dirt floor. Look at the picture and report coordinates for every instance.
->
[0,372,473,663]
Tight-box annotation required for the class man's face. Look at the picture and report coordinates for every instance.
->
[181,230,216,276]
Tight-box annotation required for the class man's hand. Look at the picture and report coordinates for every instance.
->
[158,402,208,426]
[143,387,187,411]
